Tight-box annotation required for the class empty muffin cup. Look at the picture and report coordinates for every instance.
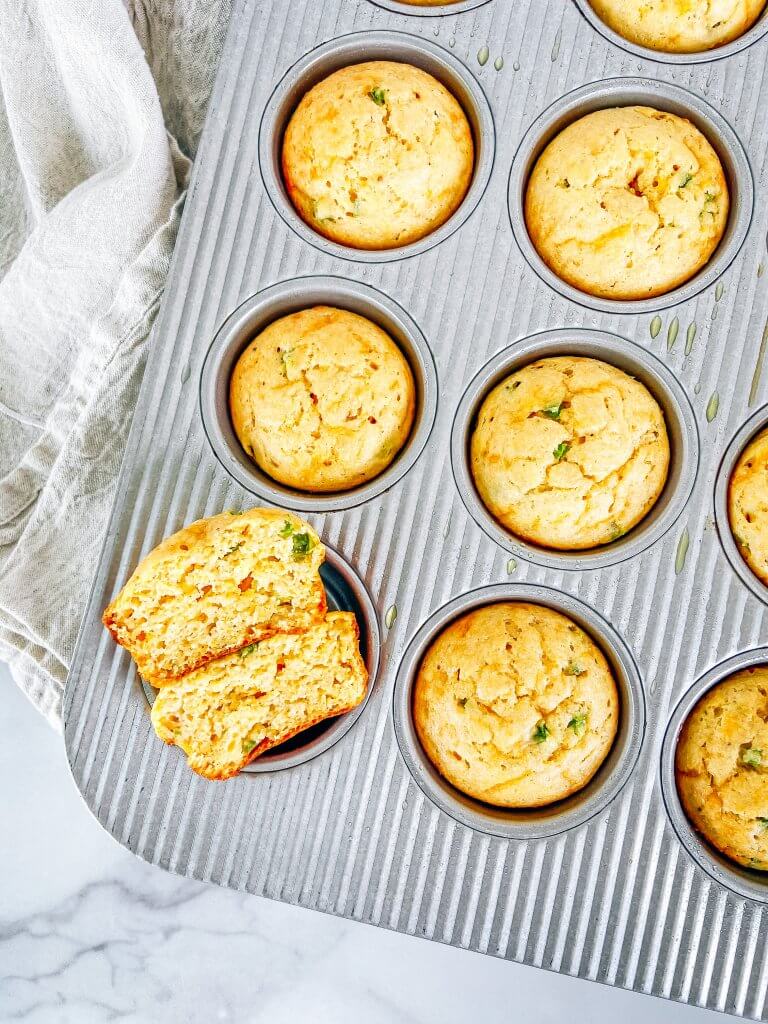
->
[714,405,768,605]
[450,328,699,571]
[141,541,381,773]
[508,77,753,314]
[259,30,495,263]
[573,0,768,65]
[661,649,768,904]
[392,583,645,840]
[200,276,438,513]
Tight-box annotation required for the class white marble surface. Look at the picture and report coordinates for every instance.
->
[1,664,736,1024]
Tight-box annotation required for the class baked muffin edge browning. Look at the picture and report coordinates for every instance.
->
[470,356,670,550]
[229,306,416,493]
[282,61,474,250]
[589,0,768,54]
[524,106,729,300]
[728,427,768,587]
[413,602,620,808]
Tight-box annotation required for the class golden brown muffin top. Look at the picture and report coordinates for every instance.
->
[589,0,767,53]
[728,427,768,588]
[676,667,768,870]
[470,356,670,550]
[524,106,729,300]
[282,61,474,249]
[413,603,619,807]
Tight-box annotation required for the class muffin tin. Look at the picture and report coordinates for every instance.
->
[369,0,494,17]
[64,1,768,1018]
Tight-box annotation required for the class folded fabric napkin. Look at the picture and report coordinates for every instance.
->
[0,0,231,728]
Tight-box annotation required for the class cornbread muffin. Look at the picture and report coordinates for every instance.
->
[525,106,729,300]
[413,603,619,807]
[676,668,768,870]
[282,61,474,250]
[151,612,368,780]
[728,428,768,586]
[470,356,670,550]
[103,509,325,684]
[589,0,767,53]
[230,306,416,492]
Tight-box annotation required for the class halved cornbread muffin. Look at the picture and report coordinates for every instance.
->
[229,306,416,492]
[151,611,368,780]
[525,106,729,300]
[413,602,619,807]
[589,0,767,54]
[470,356,670,550]
[282,60,474,249]
[103,508,325,684]
[676,667,768,870]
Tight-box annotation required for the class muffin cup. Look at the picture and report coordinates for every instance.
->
[367,0,493,15]
[661,649,768,904]
[508,77,754,315]
[450,328,699,571]
[714,404,768,605]
[573,0,768,65]
[141,542,381,773]
[200,276,438,512]
[258,30,495,263]
[392,583,646,841]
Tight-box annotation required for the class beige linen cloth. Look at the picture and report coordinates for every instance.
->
[0,1,231,727]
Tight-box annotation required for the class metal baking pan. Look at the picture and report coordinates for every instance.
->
[64,0,768,1017]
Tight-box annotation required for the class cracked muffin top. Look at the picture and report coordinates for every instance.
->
[413,602,619,808]
[525,106,729,301]
[151,611,367,780]
[229,306,416,493]
[728,427,768,587]
[102,509,326,684]
[588,0,767,53]
[281,61,474,250]
[676,667,768,870]
[470,356,670,550]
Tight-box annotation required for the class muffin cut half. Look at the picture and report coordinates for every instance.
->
[103,508,326,684]
[151,611,368,779]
